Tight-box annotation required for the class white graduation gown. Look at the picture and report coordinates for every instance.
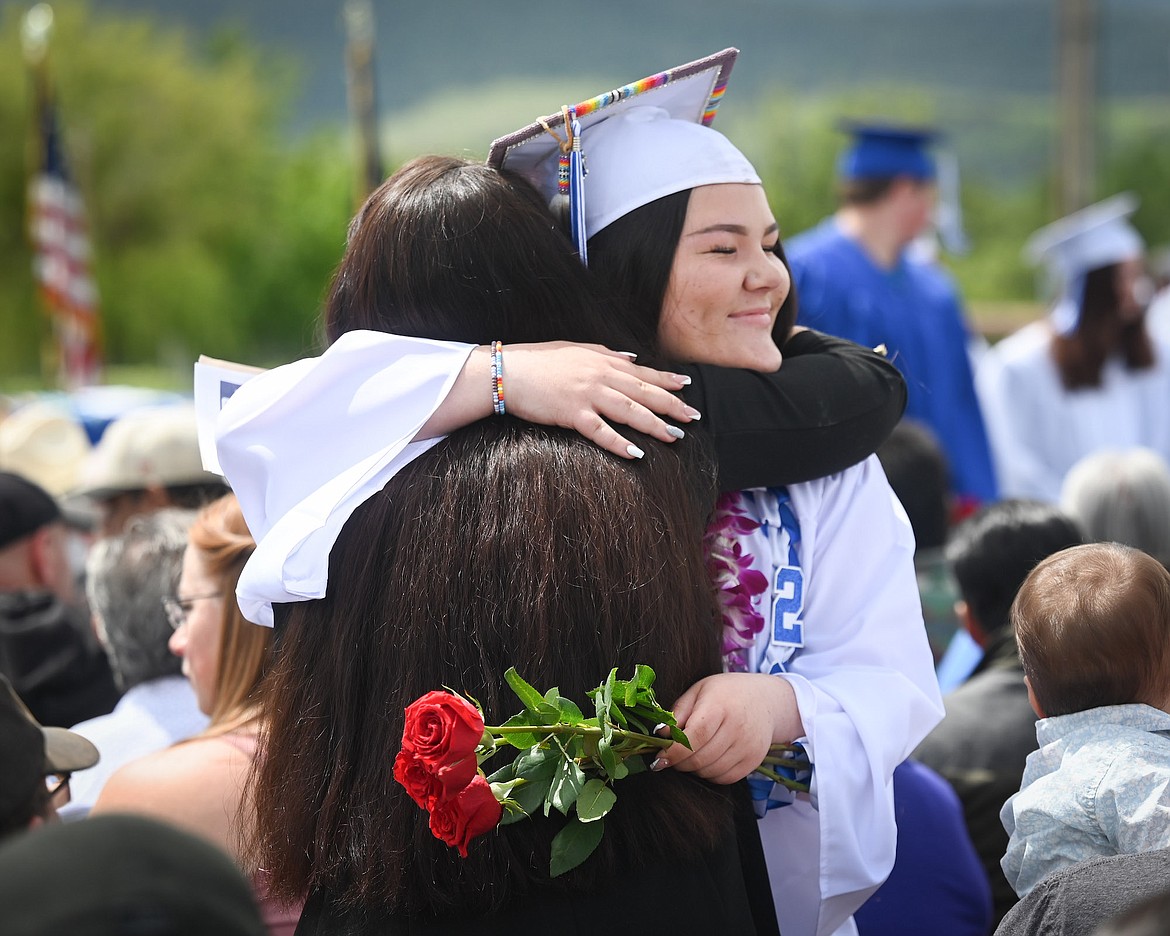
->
[976,320,1170,502]
[732,460,944,936]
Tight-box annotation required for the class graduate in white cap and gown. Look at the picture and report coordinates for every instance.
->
[976,193,1169,502]
[207,50,942,936]
[787,124,998,512]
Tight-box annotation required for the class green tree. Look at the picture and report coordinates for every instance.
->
[0,1,352,386]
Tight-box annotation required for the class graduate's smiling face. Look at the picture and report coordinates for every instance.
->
[658,183,789,372]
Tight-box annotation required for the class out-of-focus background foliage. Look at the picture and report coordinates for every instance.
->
[2,0,1168,389]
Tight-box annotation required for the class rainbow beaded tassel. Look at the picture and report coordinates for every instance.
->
[568,116,588,263]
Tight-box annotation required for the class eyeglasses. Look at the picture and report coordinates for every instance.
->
[162,592,223,631]
[45,772,71,808]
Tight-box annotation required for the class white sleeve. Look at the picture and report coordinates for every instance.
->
[976,346,1064,502]
[214,330,475,625]
[765,456,945,936]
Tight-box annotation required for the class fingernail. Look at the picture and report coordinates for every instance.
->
[674,373,692,386]
[627,444,645,459]
[684,407,702,420]
[666,426,685,440]
[617,351,638,360]
[650,757,667,772]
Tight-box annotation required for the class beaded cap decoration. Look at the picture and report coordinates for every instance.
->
[487,48,751,259]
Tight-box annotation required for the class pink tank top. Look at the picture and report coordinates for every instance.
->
[217,729,305,935]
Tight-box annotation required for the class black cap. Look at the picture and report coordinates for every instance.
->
[0,814,268,936]
[0,675,98,821]
[0,471,61,549]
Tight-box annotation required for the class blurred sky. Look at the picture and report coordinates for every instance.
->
[72,0,1170,188]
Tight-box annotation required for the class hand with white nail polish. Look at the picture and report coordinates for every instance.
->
[418,341,702,460]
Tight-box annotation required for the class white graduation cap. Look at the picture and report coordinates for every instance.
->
[1024,193,1145,335]
[487,48,759,260]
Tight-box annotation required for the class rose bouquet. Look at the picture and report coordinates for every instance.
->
[394,665,810,876]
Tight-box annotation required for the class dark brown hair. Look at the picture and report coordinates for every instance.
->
[1013,542,1170,716]
[324,156,637,350]
[251,156,727,914]
[1051,263,1155,390]
[838,176,899,206]
[586,189,798,356]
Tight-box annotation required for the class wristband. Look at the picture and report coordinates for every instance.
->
[490,341,505,416]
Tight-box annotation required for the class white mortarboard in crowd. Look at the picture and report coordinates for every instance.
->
[1024,193,1146,335]
[487,47,758,259]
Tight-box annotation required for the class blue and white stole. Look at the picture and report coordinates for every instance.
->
[736,486,810,814]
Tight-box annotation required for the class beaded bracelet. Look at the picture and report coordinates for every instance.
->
[490,341,506,416]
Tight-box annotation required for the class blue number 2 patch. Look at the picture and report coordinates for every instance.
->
[772,565,805,648]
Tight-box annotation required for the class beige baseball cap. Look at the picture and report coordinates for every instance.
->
[0,403,92,498]
[76,404,224,499]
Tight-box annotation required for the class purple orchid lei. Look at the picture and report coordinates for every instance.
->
[705,492,768,673]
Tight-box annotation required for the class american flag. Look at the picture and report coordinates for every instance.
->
[28,74,101,388]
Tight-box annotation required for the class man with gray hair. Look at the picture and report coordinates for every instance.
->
[60,509,208,820]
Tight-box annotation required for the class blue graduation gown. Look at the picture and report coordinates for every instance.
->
[788,219,998,504]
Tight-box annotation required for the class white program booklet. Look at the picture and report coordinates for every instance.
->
[192,355,265,476]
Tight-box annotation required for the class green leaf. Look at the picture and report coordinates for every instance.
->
[497,713,543,749]
[624,755,647,776]
[550,816,605,878]
[514,746,560,782]
[505,668,559,718]
[551,695,584,725]
[597,736,619,776]
[593,668,617,741]
[497,777,552,824]
[631,701,674,726]
[634,664,656,691]
[549,755,587,816]
[575,779,617,822]
[486,760,518,784]
[669,725,691,749]
[622,712,651,735]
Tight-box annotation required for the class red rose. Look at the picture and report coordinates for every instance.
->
[394,744,480,809]
[393,748,442,809]
[401,691,485,771]
[428,774,503,858]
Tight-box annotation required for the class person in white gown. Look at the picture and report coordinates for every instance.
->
[977,194,1170,502]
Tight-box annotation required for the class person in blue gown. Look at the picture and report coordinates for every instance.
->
[788,123,997,510]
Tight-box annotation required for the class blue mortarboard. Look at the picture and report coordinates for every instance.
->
[837,122,939,182]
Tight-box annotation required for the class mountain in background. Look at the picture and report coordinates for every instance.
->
[91,0,1170,182]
